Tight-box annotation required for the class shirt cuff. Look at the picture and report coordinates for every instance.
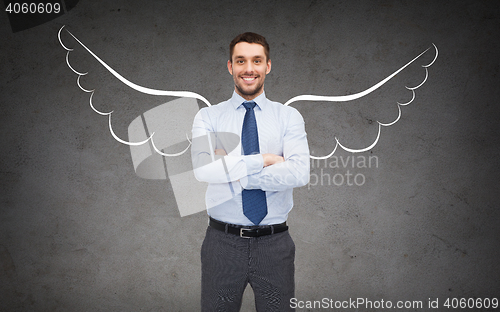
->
[240,154,264,189]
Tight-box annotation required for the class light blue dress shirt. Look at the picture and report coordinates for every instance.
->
[191,91,310,225]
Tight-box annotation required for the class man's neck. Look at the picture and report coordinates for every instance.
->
[235,88,264,101]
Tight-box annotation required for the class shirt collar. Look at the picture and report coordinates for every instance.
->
[230,91,267,111]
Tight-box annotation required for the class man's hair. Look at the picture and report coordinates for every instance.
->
[229,32,270,62]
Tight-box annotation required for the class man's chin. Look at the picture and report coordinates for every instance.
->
[236,85,263,99]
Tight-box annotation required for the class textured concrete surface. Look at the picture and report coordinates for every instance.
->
[1,0,499,311]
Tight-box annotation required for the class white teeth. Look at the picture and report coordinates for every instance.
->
[243,77,255,81]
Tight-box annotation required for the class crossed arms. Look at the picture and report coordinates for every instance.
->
[191,106,310,192]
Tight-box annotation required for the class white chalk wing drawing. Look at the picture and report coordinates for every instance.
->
[58,25,438,215]
[284,44,437,159]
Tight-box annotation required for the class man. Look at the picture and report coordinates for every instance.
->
[191,32,310,311]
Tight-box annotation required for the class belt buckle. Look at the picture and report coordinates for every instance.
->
[240,227,253,238]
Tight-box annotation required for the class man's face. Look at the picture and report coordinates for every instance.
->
[228,42,271,101]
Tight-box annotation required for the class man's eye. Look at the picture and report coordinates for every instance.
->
[237,60,244,64]
[254,60,261,64]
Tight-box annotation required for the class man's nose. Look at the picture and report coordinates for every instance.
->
[244,62,254,73]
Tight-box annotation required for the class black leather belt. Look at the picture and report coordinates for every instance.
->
[209,217,288,238]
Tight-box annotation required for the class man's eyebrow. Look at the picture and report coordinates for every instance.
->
[234,55,264,59]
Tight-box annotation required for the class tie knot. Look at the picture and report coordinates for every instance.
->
[243,101,257,111]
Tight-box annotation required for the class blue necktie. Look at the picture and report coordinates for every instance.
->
[241,101,267,225]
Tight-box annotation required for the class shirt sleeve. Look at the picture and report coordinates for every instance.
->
[240,107,310,192]
[191,108,264,184]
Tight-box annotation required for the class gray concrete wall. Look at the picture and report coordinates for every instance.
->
[1,0,499,311]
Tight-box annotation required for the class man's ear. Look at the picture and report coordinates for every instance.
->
[266,59,271,75]
[227,60,233,75]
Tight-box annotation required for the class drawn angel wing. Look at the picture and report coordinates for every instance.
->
[284,44,438,159]
[58,25,212,157]
[58,25,216,217]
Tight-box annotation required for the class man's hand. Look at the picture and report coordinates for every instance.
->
[214,149,283,167]
[214,149,227,156]
[262,153,284,167]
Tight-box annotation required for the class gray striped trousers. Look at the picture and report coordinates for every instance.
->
[201,226,295,311]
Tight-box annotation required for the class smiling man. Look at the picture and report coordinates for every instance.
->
[191,32,310,311]
[230,41,269,99]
